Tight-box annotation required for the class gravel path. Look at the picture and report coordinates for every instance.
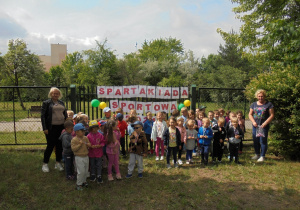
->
[0,118,43,132]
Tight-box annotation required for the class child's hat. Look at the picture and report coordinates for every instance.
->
[89,120,99,128]
[72,114,77,119]
[116,113,123,120]
[98,120,107,126]
[131,121,143,128]
[103,107,111,113]
[74,123,86,131]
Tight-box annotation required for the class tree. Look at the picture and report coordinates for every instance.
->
[61,51,85,85]
[0,39,46,110]
[47,65,65,86]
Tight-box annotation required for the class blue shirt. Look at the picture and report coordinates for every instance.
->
[143,119,153,135]
[198,126,213,145]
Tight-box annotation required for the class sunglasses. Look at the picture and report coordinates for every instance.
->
[134,126,141,130]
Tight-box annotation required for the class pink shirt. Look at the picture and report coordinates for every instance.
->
[87,132,105,158]
[113,130,121,143]
[176,126,187,143]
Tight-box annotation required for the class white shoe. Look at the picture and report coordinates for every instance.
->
[186,161,190,165]
[178,159,183,165]
[251,154,260,160]
[42,164,49,173]
[257,157,265,162]
[155,156,159,161]
[160,156,164,161]
[54,163,64,171]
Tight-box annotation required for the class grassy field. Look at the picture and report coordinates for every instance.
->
[0,144,299,209]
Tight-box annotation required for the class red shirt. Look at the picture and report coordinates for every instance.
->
[117,120,128,138]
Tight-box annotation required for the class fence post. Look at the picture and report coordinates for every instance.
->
[190,84,197,111]
[70,84,76,113]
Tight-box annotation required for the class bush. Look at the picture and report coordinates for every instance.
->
[245,65,300,160]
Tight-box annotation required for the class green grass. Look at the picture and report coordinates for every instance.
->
[0,145,299,209]
[0,131,46,144]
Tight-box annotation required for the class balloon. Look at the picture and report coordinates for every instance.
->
[91,99,100,108]
[178,103,185,111]
[184,100,191,107]
[99,102,107,109]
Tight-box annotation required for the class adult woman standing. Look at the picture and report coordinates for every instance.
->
[249,89,274,162]
[41,87,67,172]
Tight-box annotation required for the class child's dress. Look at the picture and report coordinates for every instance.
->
[106,139,121,179]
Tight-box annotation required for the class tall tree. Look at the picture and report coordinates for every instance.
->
[61,51,85,85]
[1,39,46,110]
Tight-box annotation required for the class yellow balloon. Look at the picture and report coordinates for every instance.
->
[184,100,191,107]
[99,102,107,109]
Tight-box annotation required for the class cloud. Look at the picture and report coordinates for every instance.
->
[0,0,241,58]
[0,17,27,38]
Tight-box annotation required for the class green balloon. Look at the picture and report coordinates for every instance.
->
[178,103,185,111]
[91,99,100,108]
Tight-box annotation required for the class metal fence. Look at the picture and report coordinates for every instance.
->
[0,86,69,145]
[0,86,252,145]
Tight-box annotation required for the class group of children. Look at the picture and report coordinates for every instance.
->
[58,106,245,190]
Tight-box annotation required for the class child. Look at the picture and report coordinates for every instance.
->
[195,108,200,120]
[236,111,245,154]
[171,110,180,119]
[185,120,198,164]
[116,113,127,156]
[104,120,121,181]
[161,111,168,122]
[163,117,181,168]
[127,116,137,136]
[208,111,218,130]
[102,107,112,120]
[87,120,105,184]
[225,110,231,125]
[187,110,198,156]
[180,107,188,126]
[227,117,243,164]
[129,109,137,117]
[198,118,213,165]
[126,121,148,178]
[214,110,220,121]
[151,111,168,161]
[59,120,75,180]
[218,108,225,119]
[198,111,205,126]
[143,111,154,155]
[98,120,106,135]
[212,118,226,163]
[176,117,186,165]
[71,123,91,190]
[67,110,74,119]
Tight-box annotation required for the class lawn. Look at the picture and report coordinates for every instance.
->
[0,144,299,209]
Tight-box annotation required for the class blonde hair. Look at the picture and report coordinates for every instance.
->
[218,117,225,126]
[187,119,195,125]
[181,107,188,112]
[255,89,267,98]
[48,87,62,99]
[67,110,74,115]
[231,117,238,123]
[202,117,209,124]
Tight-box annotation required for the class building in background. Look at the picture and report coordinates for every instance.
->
[39,44,67,72]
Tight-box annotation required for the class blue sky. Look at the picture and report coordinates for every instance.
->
[0,0,241,58]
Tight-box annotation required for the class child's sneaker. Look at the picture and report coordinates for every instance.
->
[76,185,83,191]
[155,156,159,161]
[138,173,143,178]
[82,182,88,188]
[90,175,96,182]
[116,173,122,180]
[108,174,114,181]
[166,164,171,169]
[186,161,190,164]
[251,154,260,160]
[54,163,64,171]
[97,176,103,184]
[126,174,132,179]
[257,157,265,162]
[178,159,183,165]
[42,164,49,173]
[160,156,164,161]
[174,163,178,168]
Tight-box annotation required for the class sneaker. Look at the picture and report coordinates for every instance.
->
[155,156,159,161]
[42,164,49,173]
[166,164,171,169]
[97,176,103,184]
[126,174,132,179]
[186,161,190,165]
[82,182,88,188]
[174,163,178,168]
[160,156,164,161]
[108,174,114,181]
[192,152,197,157]
[138,173,143,178]
[251,154,260,160]
[90,175,96,182]
[178,159,183,165]
[76,185,83,191]
[54,163,64,171]
[257,157,265,162]
[116,173,122,180]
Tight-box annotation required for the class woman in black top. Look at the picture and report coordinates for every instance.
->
[41,87,67,172]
